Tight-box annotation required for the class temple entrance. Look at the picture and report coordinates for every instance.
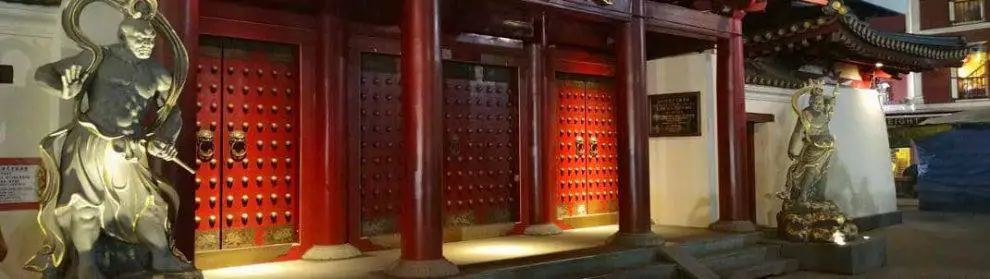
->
[555,73,619,228]
[352,52,522,245]
[192,36,301,255]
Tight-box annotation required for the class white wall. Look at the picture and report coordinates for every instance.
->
[746,85,899,227]
[0,3,120,279]
[645,51,899,229]
[646,51,720,228]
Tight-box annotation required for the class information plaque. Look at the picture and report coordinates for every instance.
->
[649,92,701,137]
[0,158,41,210]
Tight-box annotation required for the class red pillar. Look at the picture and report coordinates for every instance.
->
[386,0,459,277]
[712,11,757,232]
[158,0,199,260]
[611,2,662,246]
[301,1,361,260]
[524,13,563,236]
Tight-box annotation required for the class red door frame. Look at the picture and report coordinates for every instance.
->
[345,27,530,251]
[194,1,321,261]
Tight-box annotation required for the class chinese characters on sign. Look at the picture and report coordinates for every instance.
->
[0,159,41,208]
[649,92,701,137]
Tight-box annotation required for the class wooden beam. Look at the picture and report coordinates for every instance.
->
[644,2,733,40]
[746,112,775,123]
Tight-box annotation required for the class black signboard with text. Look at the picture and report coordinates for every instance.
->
[649,92,701,137]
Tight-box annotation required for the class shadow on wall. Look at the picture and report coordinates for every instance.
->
[825,154,881,218]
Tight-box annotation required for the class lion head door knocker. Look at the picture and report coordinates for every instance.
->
[229,130,247,161]
[589,136,599,157]
[448,133,461,156]
[197,129,215,161]
[576,135,586,156]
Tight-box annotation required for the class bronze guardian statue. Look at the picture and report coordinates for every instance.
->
[24,0,197,278]
[775,80,858,243]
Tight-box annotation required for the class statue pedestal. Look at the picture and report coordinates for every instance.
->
[777,200,858,242]
[761,235,887,275]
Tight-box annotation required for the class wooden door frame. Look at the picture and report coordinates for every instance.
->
[744,112,774,222]
[191,2,320,267]
[345,28,530,251]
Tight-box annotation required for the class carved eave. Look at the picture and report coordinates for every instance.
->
[744,58,807,89]
[743,1,969,74]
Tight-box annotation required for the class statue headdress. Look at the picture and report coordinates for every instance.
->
[61,0,188,138]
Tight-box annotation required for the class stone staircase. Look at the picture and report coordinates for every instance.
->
[452,232,798,279]
[455,246,678,279]
[678,232,799,279]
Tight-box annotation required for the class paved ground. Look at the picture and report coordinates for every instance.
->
[775,202,990,279]
[202,225,721,279]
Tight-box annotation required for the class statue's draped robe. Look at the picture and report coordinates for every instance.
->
[25,45,181,273]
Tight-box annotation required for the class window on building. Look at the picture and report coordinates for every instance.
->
[949,0,985,25]
[951,43,988,100]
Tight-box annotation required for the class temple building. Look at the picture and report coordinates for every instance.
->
[0,0,969,278]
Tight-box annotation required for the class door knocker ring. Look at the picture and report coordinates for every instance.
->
[196,129,215,161]
[229,130,247,160]
[576,135,585,155]
[448,134,461,156]
[589,136,599,157]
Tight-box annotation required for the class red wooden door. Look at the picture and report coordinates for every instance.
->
[193,36,300,251]
[442,62,520,227]
[355,54,522,237]
[356,53,405,237]
[555,73,618,220]
[557,73,588,218]
[584,77,619,215]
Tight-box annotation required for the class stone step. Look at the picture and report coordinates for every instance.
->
[697,245,771,272]
[679,233,763,256]
[581,263,678,279]
[716,258,799,279]
[455,246,667,279]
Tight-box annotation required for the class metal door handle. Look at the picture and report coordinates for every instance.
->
[230,130,247,160]
[197,129,215,161]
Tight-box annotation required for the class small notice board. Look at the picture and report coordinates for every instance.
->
[0,158,42,210]
[649,92,701,137]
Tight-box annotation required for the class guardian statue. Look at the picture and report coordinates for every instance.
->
[23,0,197,278]
[776,80,858,243]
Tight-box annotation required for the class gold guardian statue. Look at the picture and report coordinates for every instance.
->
[775,79,858,243]
[24,0,197,278]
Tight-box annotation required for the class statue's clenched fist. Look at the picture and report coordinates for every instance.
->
[60,65,88,100]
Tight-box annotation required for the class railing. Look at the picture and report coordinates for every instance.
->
[957,76,989,100]
[951,0,985,25]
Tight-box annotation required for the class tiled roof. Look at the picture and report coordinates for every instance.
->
[743,0,968,73]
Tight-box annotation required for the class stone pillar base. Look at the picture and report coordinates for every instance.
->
[523,223,563,236]
[301,244,362,261]
[607,232,665,247]
[710,220,758,233]
[385,259,460,278]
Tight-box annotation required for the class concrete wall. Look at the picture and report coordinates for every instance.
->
[646,51,720,228]
[0,3,120,278]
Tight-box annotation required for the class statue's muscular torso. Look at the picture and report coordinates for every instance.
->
[36,44,172,139]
